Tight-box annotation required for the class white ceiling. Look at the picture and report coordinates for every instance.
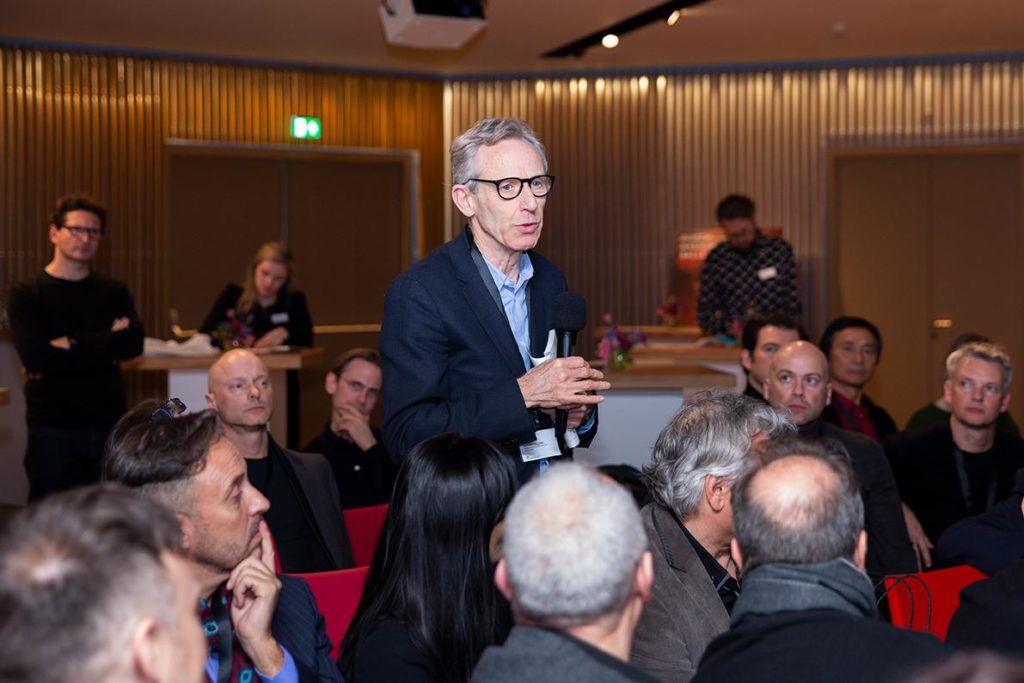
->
[3,0,1024,76]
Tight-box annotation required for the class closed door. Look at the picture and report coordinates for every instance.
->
[832,151,1023,428]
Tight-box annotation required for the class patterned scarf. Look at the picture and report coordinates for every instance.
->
[198,584,258,683]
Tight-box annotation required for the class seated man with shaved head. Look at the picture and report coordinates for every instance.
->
[762,340,915,580]
[206,348,353,573]
[693,438,950,683]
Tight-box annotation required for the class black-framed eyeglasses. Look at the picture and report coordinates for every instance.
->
[60,225,104,239]
[467,175,555,200]
[149,398,187,423]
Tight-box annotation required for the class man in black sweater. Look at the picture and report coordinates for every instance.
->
[6,194,143,501]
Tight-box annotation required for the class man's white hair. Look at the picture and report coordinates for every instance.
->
[502,462,645,628]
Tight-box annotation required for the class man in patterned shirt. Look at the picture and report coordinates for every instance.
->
[696,195,800,336]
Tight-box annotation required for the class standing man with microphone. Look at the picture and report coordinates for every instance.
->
[380,117,608,480]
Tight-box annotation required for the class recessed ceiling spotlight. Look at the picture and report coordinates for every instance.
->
[667,10,681,26]
[601,33,620,48]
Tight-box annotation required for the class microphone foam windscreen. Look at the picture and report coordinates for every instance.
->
[552,291,587,331]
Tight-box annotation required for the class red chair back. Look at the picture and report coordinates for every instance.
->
[291,566,370,658]
[343,503,389,567]
[883,565,988,639]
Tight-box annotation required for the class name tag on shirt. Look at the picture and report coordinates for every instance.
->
[270,312,290,324]
[757,266,779,281]
[520,428,560,462]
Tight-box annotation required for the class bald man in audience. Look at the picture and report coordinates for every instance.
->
[763,341,915,579]
[0,484,206,683]
[206,349,353,572]
[693,438,949,683]
[472,463,657,683]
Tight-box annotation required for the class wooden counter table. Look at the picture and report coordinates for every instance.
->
[577,363,737,471]
[123,347,325,441]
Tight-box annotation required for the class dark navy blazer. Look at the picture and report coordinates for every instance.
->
[380,228,594,469]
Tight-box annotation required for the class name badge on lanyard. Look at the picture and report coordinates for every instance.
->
[519,428,560,462]
[270,311,290,325]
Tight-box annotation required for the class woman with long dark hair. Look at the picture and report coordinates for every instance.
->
[200,241,313,349]
[338,433,518,682]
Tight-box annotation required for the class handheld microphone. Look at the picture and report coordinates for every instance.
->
[551,291,587,438]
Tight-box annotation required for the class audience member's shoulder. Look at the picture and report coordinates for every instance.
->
[356,619,432,682]
[994,429,1024,453]
[884,421,950,452]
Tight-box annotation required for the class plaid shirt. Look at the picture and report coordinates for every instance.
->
[696,232,800,335]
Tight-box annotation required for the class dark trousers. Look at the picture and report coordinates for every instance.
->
[24,426,108,502]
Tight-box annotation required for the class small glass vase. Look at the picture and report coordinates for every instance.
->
[610,348,631,371]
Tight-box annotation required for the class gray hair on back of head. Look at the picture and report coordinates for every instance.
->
[501,462,646,629]
[642,390,794,519]
[450,117,548,186]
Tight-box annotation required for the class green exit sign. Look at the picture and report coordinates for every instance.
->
[291,115,322,140]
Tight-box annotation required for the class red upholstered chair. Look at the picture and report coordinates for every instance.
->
[883,565,988,640]
[343,503,389,567]
[291,566,370,658]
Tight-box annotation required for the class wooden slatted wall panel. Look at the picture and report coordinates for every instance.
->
[0,45,445,401]
[448,61,1024,348]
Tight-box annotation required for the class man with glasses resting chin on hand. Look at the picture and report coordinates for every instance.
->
[6,193,144,502]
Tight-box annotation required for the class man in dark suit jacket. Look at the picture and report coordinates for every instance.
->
[104,401,342,683]
[207,349,354,573]
[381,117,608,480]
[763,341,916,580]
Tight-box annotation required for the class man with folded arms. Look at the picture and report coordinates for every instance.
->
[104,400,341,683]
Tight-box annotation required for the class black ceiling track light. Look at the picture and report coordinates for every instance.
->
[542,0,713,59]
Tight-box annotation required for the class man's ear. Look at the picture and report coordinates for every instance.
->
[730,537,744,573]
[204,391,217,411]
[48,224,60,246]
[635,551,654,604]
[741,349,753,373]
[705,475,729,514]
[494,558,513,602]
[1000,391,1012,414]
[943,379,953,406]
[324,371,338,396]
[129,617,162,683]
[176,513,195,552]
[853,530,868,572]
[825,382,833,406]
[451,184,476,220]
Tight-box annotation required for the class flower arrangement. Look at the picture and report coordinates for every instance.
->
[656,295,679,326]
[597,313,647,370]
[212,308,254,351]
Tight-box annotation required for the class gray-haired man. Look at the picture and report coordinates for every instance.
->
[381,117,609,481]
[472,462,656,683]
[631,390,793,683]
[0,484,206,683]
